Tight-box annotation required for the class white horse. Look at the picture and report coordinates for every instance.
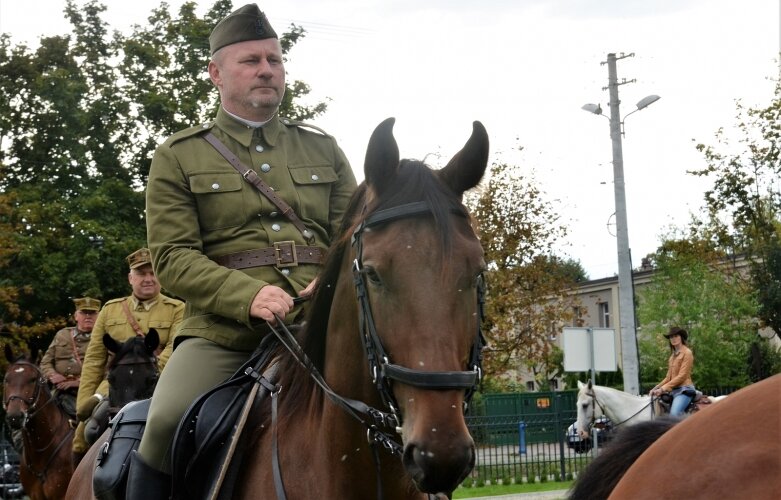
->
[575,380,725,439]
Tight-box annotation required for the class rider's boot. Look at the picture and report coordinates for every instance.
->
[126,451,171,500]
[71,451,85,468]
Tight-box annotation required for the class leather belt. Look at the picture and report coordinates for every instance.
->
[213,242,324,270]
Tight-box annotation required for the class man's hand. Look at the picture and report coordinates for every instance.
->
[56,379,80,390]
[48,373,66,385]
[250,285,293,323]
[299,278,318,299]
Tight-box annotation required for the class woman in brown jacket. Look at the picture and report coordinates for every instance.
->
[650,326,695,416]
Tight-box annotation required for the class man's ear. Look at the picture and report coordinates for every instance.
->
[208,60,221,88]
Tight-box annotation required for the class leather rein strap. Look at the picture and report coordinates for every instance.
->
[203,132,314,244]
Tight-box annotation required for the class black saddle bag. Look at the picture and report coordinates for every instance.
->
[171,336,279,500]
[93,398,151,500]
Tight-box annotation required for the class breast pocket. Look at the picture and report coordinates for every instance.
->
[148,320,173,343]
[189,172,246,230]
[289,165,337,222]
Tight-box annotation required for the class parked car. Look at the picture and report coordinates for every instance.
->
[0,437,24,499]
[566,415,614,453]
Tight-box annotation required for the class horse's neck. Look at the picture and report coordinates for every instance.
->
[26,396,67,447]
[596,387,653,423]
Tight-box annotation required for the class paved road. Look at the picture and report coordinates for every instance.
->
[461,489,569,500]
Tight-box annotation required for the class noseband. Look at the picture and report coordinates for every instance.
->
[351,201,485,423]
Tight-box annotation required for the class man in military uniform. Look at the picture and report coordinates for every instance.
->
[73,248,184,466]
[129,4,357,497]
[40,296,101,417]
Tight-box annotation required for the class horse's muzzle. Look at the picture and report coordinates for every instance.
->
[6,411,25,430]
[402,438,475,494]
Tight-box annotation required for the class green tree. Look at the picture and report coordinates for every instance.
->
[0,0,328,352]
[691,81,781,336]
[637,238,759,388]
[467,162,579,390]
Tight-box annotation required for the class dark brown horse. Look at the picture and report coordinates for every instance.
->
[569,373,781,500]
[3,346,73,499]
[67,117,489,499]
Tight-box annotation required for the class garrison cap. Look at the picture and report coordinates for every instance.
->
[209,4,278,55]
[73,297,101,312]
[127,248,152,270]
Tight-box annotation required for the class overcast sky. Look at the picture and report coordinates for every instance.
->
[1,0,778,279]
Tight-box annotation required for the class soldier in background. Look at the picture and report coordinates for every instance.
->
[72,248,184,466]
[39,296,102,418]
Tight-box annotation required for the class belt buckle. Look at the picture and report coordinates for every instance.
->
[274,241,298,268]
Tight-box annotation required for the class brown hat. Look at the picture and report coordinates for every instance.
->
[209,4,278,55]
[664,326,688,341]
[73,297,101,312]
[126,248,152,270]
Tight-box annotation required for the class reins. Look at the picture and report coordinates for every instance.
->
[585,389,654,431]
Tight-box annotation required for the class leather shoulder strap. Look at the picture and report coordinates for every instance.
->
[203,132,314,244]
[121,298,145,337]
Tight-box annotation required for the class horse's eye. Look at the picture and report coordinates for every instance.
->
[364,267,382,286]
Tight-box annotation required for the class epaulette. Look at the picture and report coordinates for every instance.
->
[104,297,128,306]
[160,294,184,306]
[280,117,331,137]
[166,121,215,146]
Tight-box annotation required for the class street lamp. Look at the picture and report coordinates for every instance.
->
[581,53,660,395]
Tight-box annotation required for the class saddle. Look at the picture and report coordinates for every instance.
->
[658,389,711,414]
[91,334,282,500]
[170,338,279,500]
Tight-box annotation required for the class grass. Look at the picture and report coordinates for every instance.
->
[452,480,573,499]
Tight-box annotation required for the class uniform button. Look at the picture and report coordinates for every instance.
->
[271,223,281,231]
[281,269,290,276]
[311,174,319,181]
[261,163,271,172]
[255,145,264,153]
[282,119,290,125]
[211,183,220,190]
[270,211,278,217]
[202,123,209,129]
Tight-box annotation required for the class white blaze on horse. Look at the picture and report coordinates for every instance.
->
[575,380,724,439]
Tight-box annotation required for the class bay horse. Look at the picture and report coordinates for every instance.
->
[574,380,724,439]
[234,117,489,498]
[3,346,73,499]
[569,373,781,500]
[67,117,489,499]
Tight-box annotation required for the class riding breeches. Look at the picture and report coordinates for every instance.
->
[137,337,253,474]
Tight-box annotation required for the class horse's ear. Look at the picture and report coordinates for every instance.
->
[103,334,120,354]
[364,117,399,195]
[4,344,14,363]
[587,380,594,390]
[578,381,584,390]
[438,121,489,195]
[145,328,160,353]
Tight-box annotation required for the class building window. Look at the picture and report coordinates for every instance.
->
[526,381,535,391]
[550,379,559,390]
[572,306,583,327]
[599,302,610,328]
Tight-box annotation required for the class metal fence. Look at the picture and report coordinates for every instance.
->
[464,393,593,486]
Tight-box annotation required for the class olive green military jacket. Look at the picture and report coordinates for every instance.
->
[146,109,357,351]
[75,294,184,416]
[40,327,90,380]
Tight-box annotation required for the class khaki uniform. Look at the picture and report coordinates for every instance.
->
[73,294,184,453]
[40,327,90,380]
[140,110,356,472]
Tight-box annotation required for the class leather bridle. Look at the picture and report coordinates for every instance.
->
[350,201,485,425]
[3,361,51,422]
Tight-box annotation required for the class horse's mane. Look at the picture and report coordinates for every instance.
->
[568,417,679,500]
[272,159,469,420]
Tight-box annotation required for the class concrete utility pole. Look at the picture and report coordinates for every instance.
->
[603,52,640,395]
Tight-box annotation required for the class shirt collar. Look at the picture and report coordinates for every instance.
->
[215,107,282,148]
[130,295,159,311]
